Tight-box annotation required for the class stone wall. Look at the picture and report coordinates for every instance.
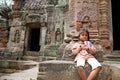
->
[0,19,9,50]
[2,0,111,58]
[65,0,110,53]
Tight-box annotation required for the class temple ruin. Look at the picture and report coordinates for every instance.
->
[0,0,120,80]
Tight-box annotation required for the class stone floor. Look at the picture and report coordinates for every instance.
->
[0,63,39,80]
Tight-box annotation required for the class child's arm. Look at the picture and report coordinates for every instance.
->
[87,45,96,55]
[72,43,81,55]
[84,41,96,55]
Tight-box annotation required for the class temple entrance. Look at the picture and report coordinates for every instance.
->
[112,0,120,50]
[29,28,40,51]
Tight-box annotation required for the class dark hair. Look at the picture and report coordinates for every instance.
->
[78,28,90,41]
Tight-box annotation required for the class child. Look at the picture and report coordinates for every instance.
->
[72,28,102,80]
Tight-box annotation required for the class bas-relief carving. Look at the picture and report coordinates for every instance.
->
[10,27,15,42]
[99,0,108,29]
[98,0,110,50]
[74,0,99,44]
[14,30,20,43]
[26,14,40,23]
[45,30,51,45]
[55,28,62,44]
[76,1,98,21]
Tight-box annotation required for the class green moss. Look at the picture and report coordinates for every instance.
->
[44,45,59,57]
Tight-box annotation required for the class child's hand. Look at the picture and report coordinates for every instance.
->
[81,45,89,50]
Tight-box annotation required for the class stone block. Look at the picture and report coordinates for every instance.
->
[44,45,59,57]
[38,60,80,80]
[38,60,109,80]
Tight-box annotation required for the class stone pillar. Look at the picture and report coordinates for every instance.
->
[100,0,120,61]
[40,27,47,55]
[99,0,110,53]
[45,5,55,45]
[55,0,67,44]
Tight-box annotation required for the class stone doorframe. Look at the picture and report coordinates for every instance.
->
[24,23,41,51]
[23,13,47,55]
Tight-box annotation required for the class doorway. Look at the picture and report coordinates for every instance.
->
[29,28,40,51]
[112,0,120,50]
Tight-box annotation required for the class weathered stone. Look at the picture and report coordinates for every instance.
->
[38,60,80,80]
[44,45,59,57]
[100,61,120,80]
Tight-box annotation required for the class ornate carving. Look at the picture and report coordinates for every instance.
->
[99,0,110,51]
[99,0,108,29]
[55,28,62,44]
[26,14,40,23]
[74,21,83,31]
[75,0,99,44]
[76,0,98,21]
[14,30,20,43]
[45,30,51,45]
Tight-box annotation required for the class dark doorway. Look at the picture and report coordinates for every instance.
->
[30,28,40,51]
[112,0,120,50]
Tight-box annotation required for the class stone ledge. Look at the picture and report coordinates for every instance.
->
[101,61,120,80]
[38,60,101,80]
[38,60,120,80]
[38,60,80,80]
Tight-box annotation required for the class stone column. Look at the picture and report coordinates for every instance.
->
[99,0,120,61]
[55,0,67,44]
[45,5,55,45]
[99,0,110,52]
[40,27,47,55]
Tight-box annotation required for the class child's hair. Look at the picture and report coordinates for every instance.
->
[78,28,90,41]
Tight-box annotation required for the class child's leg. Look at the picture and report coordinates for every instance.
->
[87,58,102,80]
[76,58,86,80]
[87,67,101,80]
[77,66,87,80]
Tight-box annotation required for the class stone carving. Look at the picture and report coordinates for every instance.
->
[55,28,62,44]
[74,21,83,31]
[76,0,97,21]
[82,16,91,29]
[26,14,40,23]
[14,30,20,43]
[45,30,51,45]
[99,0,110,51]
[10,27,15,42]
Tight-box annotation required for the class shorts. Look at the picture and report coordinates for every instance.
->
[76,57,101,70]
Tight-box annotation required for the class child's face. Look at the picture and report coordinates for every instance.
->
[79,32,88,41]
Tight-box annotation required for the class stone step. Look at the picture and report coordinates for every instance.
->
[22,56,40,61]
[37,72,46,80]
[38,72,46,75]
[39,66,47,72]
[22,56,57,62]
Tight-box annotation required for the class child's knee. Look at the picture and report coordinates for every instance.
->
[77,66,84,71]
[96,66,102,71]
